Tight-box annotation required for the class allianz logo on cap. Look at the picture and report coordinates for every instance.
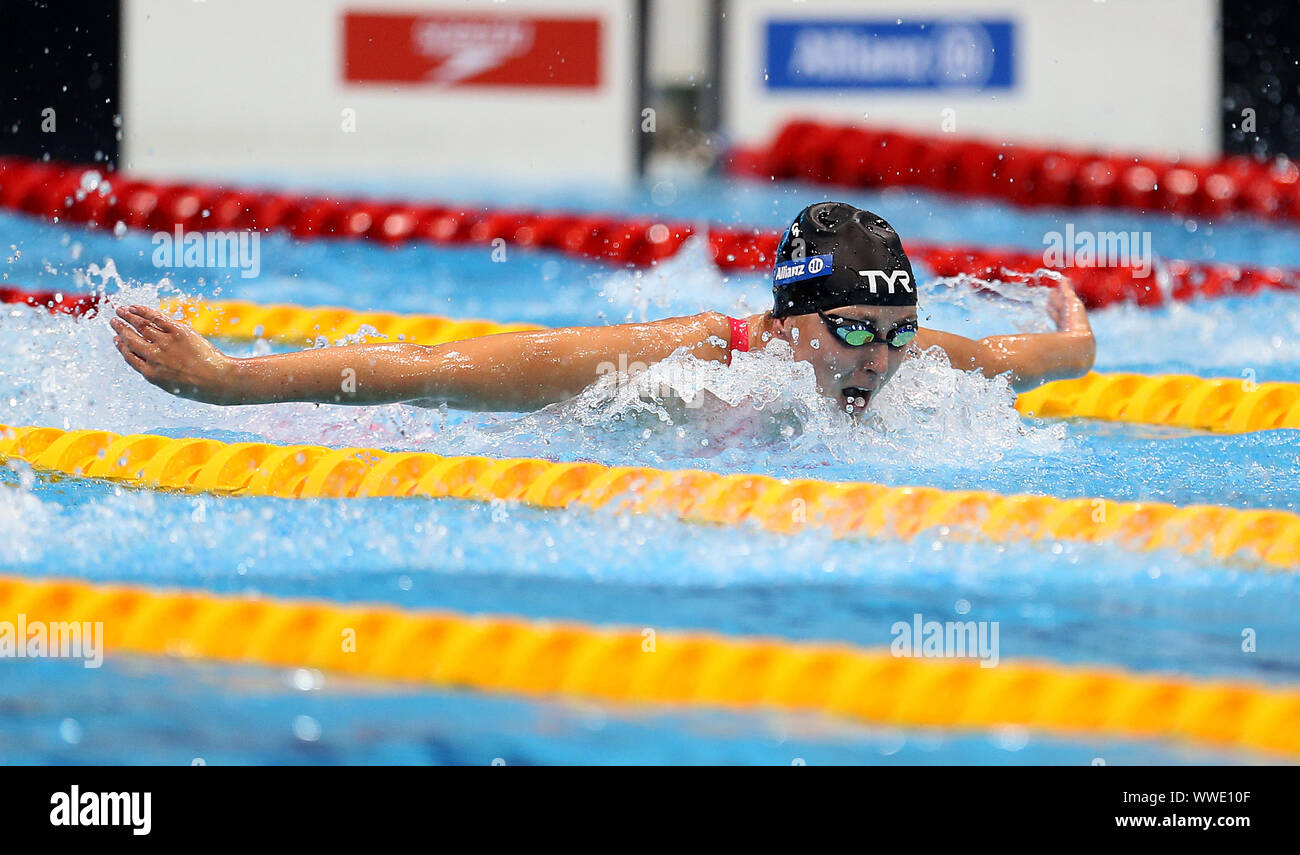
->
[858,269,913,293]
[773,253,833,283]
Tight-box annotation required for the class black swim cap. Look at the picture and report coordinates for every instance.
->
[771,202,917,318]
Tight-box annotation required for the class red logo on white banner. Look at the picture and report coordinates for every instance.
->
[344,12,601,88]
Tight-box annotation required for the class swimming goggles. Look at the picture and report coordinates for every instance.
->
[818,313,918,348]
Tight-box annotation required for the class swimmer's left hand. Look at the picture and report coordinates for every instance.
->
[1047,279,1090,335]
[1042,279,1096,381]
[932,279,1096,392]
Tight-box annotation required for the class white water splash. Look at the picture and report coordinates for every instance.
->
[920,270,1059,337]
[864,345,1066,464]
[397,337,1065,471]
[0,462,51,562]
[597,235,767,322]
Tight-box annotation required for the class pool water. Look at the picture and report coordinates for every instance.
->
[1,173,1298,765]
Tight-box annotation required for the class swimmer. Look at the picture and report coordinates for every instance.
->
[111,202,1095,413]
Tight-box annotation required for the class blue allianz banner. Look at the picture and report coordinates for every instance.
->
[765,19,1015,90]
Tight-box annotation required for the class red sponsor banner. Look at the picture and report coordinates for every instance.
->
[343,12,601,88]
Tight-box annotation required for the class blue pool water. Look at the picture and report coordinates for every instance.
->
[1,174,1298,765]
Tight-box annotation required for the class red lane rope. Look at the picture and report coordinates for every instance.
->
[1,155,1297,311]
[0,157,697,265]
[0,285,99,316]
[707,226,1298,308]
[730,119,1300,225]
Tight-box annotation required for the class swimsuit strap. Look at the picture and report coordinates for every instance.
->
[727,316,750,365]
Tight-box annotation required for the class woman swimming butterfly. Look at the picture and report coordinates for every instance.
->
[112,203,1096,413]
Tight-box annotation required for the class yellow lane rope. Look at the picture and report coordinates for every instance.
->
[2,574,1296,758]
[1014,372,1300,433]
[3,423,1298,568]
[157,297,1300,433]
[159,297,540,346]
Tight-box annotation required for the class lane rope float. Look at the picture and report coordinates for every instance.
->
[1,286,540,346]
[3,423,1299,569]
[157,296,541,346]
[1013,372,1300,433]
[733,119,1300,225]
[3,155,1297,309]
[1,574,1297,758]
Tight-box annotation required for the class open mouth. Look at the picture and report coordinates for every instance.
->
[841,386,872,410]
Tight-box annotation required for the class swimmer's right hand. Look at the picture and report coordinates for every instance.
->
[111,305,239,404]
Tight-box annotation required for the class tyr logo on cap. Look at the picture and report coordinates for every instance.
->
[858,269,913,294]
[773,253,833,284]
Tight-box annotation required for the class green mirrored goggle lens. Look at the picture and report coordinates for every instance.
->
[831,322,917,348]
[839,328,874,346]
[889,327,917,347]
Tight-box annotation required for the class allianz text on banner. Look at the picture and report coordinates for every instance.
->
[765,19,1014,90]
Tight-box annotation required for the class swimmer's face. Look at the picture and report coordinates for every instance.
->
[771,304,917,414]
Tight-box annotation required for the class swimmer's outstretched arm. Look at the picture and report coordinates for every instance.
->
[915,280,1096,392]
[111,305,732,411]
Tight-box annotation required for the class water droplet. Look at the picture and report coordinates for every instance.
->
[59,718,83,745]
[292,714,322,742]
